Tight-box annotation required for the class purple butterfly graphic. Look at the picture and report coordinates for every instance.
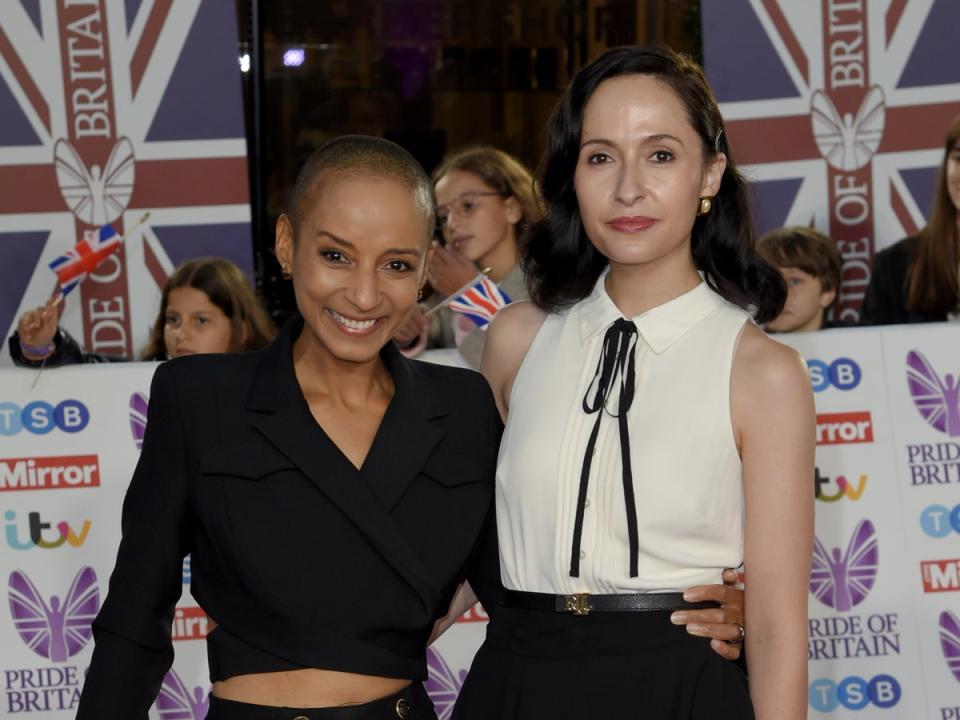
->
[129,392,149,450]
[810,519,878,611]
[941,611,960,683]
[907,351,960,437]
[155,669,210,719]
[8,567,99,661]
[423,646,467,720]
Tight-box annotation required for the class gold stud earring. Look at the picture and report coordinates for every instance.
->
[698,196,713,216]
[281,262,292,280]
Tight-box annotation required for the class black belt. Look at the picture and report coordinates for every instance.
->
[501,589,715,616]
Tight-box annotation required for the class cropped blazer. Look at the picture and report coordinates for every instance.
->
[76,317,501,719]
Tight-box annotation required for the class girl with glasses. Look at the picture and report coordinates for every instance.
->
[393,147,539,368]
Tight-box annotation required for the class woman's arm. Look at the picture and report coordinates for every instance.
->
[733,324,815,719]
[479,300,546,418]
[429,581,479,644]
[76,364,191,719]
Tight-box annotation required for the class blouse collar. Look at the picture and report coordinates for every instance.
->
[576,269,728,354]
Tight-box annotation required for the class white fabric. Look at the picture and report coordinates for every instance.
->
[496,273,751,594]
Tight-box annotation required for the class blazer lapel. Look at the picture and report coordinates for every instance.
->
[244,319,443,611]
[360,344,446,510]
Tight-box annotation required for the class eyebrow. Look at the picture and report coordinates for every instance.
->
[316,229,421,256]
[580,134,685,149]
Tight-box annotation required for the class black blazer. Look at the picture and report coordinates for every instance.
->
[861,236,947,325]
[76,318,501,719]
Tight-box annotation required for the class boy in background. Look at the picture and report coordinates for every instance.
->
[758,226,848,332]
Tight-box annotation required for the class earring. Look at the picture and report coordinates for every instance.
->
[280,262,292,280]
[417,287,424,302]
[698,197,713,216]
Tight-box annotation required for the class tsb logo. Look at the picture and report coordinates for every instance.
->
[920,504,960,538]
[0,400,89,435]
[808,358,862,392]
[808,675,901,711]
[816,412,874,445]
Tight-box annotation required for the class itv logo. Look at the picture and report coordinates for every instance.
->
[4,510,90,550]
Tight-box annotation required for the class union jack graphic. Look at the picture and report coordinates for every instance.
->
[48,223,121,297]
[447,275,512,327]
[702,0,960,321]
[0,1,251,362]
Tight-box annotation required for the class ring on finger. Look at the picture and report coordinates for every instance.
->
[725,623,745,645]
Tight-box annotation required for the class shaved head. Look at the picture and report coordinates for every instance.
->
[288,135,435,241]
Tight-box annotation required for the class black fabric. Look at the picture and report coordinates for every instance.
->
[8,327,127,367]
[861,236,947,325]
[571,318,640,578]
[206,683,437,720]
[76,317,500,720]
[452,607,754,720]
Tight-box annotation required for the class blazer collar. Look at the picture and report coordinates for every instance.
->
[576,269,724,354]
[244,316,446,610]
[246,316,446,421]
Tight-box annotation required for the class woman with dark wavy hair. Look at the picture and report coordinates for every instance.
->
[452,46,814,719]
[862,116,960,323]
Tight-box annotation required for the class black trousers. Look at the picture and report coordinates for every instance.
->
[206,683,436,720]
[452,606,755,720]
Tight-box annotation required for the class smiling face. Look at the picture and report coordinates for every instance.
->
[572,74,725,272]
[434,169,521,265]
[275,171,432,365]
[765,267,835,333]
[163,286,235,357]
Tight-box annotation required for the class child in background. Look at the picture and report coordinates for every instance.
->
[758,226,848,332]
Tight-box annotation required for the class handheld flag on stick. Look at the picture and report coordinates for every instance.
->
[47,213,150,299]
[446,275,512,327]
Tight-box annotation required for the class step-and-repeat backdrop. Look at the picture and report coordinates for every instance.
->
[0,323,958,718]
[0,0,252,365]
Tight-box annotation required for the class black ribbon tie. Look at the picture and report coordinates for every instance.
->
[569,318,640,578]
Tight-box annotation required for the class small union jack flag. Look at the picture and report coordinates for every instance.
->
[447,275,512,327]
[48,225,122,298]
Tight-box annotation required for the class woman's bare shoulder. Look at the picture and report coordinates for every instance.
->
[481,301,549,416]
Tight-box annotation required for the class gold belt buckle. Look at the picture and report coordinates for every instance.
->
[565,592,592,616]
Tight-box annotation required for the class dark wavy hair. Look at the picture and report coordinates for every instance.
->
[524,45,786,322]
[906,116,960,315]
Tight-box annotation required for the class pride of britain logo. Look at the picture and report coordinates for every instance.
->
[424,646,466,720]
[155,669,209,720]
[942,611,960,683]
[907,351,960,437]
[8,567,99,661]
[4,567,99,713]
[811,519,878,611]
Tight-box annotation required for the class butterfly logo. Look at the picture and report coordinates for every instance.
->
[54,137,135,225]
[941,611,960,683]
[130,392,149,450]
[810,519,878,611]
[155,669,210,719]
[907,351,960,437]
[811,85,885,171]
[8,567,99,661]
[423,646,467,720]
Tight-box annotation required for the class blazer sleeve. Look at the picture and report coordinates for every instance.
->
[465,382,504,613]
[76,363,190,719]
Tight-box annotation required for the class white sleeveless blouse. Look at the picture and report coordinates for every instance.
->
[496,273,750,594]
